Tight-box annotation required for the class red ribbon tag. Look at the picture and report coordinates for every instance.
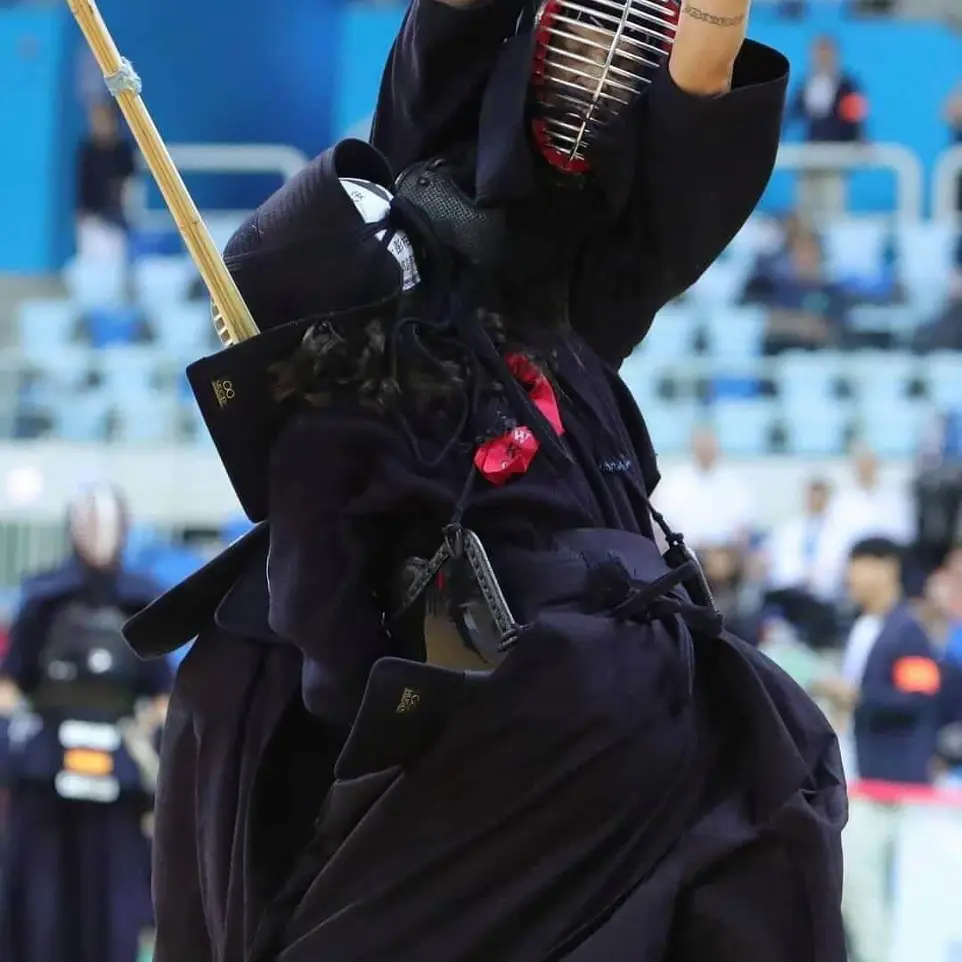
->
[473,353,564,486]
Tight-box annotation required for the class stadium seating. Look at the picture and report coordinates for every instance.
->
[6,217,961,452]
[131,255,197,307]
[150,302,214,359]
[16,299,78,364]
[712,398,775,456]
[702,306,767,360]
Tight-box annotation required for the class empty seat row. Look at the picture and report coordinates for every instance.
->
[62,254,200,310]
[639,303,945,362]
[11,371,930,455]
[642,397,931,459]
[18,346,181,402]
[17,299,215,359]
[18,388,213,445]
[56,218,959,321]
[622,347,962,407]
[25,390,182,443]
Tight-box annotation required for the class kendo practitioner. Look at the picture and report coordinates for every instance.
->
[125,2,848,960]
[0,484,170,962]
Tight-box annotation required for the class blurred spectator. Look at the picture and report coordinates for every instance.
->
[921,564,962,756]
[942,81,962,212]
[824,442,915,564]
[911,235,962,352]
[699,544,762,644]
[739,209,803,305]
[788,35,868,218]
[759,229,850,354]
[914,403,962,588]
[763,477,842,648]
[76,102,136,260]
[76,48,110,110]
[818,537,941,783]
[818,538,941,962]
[653,425,754,551]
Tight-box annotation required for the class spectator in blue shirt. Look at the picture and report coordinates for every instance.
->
[760,230,850,354]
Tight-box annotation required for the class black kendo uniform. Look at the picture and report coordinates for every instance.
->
[127,525,341,962]
[0,555,169,962]
[130,129,847,962]
[129,4,848,959]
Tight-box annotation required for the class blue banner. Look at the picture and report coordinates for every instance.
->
[0,7,72,273]
[332,5,405,142]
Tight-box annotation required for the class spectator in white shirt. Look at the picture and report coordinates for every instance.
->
[819,443,915,585]
[763,477,842,648]
[654,425,753,550]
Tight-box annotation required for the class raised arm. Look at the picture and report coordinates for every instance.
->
[573,3,788,366]
[369,0,524,172]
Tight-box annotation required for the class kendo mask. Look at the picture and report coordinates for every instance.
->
[528,0,680,173]
[185,139,423,522]
[68,483,129,570]
[392,0,679,305]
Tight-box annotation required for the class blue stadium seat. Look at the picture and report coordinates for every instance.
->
[723,215,775,267]
[97,347,161,403]
[703,306,766,359]
[223,516,255,544]
[848,305,919,338]
[32,346,94,391]
[926,353,962,408]
[145,548,206,590]
[124,525,167,569]
[896,222,957,309]
[774,351,845,403]
[114,398,178,442]
[16,299,78,362]
[844,351,916,406]
[84,305,145,347]
[822,218,889,282]
[128,229,184,259]
[712,398,775,455]
[176,372,194,402]
[709,374,763,400]
[642,401,701,455]
[206,215,246,253]
[859,401,931,458]
[53,389,111,441]
[639,304,698,360]
[782,397,851,456]
[619,354,663,406]
[131,256,196,306]
[62,256,126,310]
[686,261,751,308]
[151,303,212,356]
[183,400,213,447]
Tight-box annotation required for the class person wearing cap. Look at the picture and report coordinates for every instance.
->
[0,484,170,962]
[128,126,846,962]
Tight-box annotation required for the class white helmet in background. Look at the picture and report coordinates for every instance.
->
[68,483,128,570]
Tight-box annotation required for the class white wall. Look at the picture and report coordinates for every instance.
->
[0,443,917,527]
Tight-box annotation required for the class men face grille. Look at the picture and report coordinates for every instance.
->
[530,0,679,172]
